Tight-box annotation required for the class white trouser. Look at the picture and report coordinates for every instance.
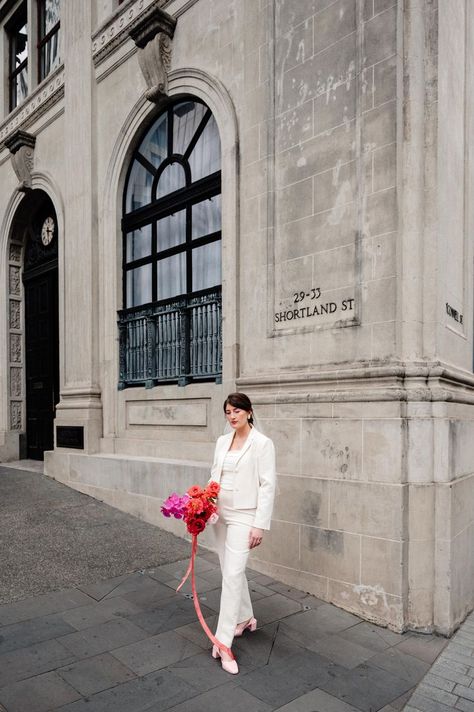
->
[211,489,255,648]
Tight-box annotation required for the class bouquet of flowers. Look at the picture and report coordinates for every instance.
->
[160,480,233,659]
[161,482,220,535]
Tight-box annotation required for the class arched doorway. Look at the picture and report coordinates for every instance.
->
[9,190,59,460]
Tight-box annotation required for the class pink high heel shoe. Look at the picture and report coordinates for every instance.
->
[234,617,257,637]
[212,644,239,674]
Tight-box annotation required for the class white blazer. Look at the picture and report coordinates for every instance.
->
[209,427,276,530]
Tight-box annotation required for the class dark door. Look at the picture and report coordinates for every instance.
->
[24,267,59,460]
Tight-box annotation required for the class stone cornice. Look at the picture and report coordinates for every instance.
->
[237,361,474,404]
[0,66,65,144]
[92,0,168,67]
[92,0,198,69]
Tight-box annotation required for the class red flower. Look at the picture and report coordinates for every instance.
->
[186,498,205,515]
[187,518,206,535]
[187,485,204,498]
[205,481,220,498]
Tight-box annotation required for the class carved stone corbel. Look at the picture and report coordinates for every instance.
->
[4,130,36,193]
[129,2,176,103]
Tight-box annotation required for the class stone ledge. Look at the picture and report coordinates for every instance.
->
[0,66,65,145]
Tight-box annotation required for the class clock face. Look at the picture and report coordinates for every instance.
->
[41,217,55,246]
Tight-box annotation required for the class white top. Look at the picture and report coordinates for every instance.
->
[220,450,241,490]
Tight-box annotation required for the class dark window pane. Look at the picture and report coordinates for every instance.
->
[126,225,152,262]
[156,162,186,199]
[173,101,207,155]
[126,160,154,212]
[188,115,221,181]
[192,242,221,292]
[192,195,221,240]
[126,265,152,307]
[41,32,60,78]
[157,253,186,300]
[157,210,186,251]
[9,12,28,110]
[140,113,168,170]
[14,65,28,105]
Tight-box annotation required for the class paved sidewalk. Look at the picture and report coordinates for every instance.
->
[403,612,474,712]
[0,464,452,712]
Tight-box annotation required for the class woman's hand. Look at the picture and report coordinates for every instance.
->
[249,527,264,549]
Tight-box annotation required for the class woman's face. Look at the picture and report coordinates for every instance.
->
[225,404,250,431]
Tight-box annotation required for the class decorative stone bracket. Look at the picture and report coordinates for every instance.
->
[129,2,176,102]
[4,130,36,193]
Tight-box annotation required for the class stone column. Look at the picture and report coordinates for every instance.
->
[53,1,102,453]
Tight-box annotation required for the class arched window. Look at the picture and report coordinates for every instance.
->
[118,99,222,388]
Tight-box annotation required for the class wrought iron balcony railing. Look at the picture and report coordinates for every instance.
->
[118,287,222,388]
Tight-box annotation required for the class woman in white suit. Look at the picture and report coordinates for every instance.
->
[209,392,276,674]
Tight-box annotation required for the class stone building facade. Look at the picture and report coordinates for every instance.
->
[0,0,473,636]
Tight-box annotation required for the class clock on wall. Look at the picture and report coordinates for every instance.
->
[41,216,55,246]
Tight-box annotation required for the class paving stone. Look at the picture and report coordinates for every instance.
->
[248,581,277,598]
[318,661,415,712]
[195,549,219,565]
[429,661,472,686]
[388,687,417,710]
[194,588,222,612]
[55,668,197,712]
[152,558,216,582]
[59,618,149,658]
[456,698,474,712]
[174,615,218,649]
[369,648,430,685]
[77,574,132,601]
[416,682,460,706]
[0,638,76,687]
[442,648,474,668]
[273,687,361,711]
[123,596,214,636]
[0,670,81,712]
[111,629,202,675]
[454,683,474,702]
[423,673,456,692]
[100,573,172,600]
[57,652,136,696]
[0,613,76,655]
[60,595,143,630]
[0,589,95,626]
[195,567,224,587]
[162,573,222,596]
[168,649,233,691]
[251,593,305,625]
[237,649,344,707]
[280,606,360,647]
[432,658,470,676]
[339,621,406,652]
[232,622,305,671]
[394,635,448,664]
[407,692,458,712]
[298,632,376,669]
[267,580,321,602]
[251,574,279,586]
[149,683,273,712]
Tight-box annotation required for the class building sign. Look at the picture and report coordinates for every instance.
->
[56,426,84,449]
[446,303,463,325]
[274,286,355,325]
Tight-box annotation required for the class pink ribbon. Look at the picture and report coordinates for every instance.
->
[176,535,235,660]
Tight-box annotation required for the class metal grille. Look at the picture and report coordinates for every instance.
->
[118,288,222,388]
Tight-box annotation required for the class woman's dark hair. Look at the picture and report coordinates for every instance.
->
[223,392,254,426]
